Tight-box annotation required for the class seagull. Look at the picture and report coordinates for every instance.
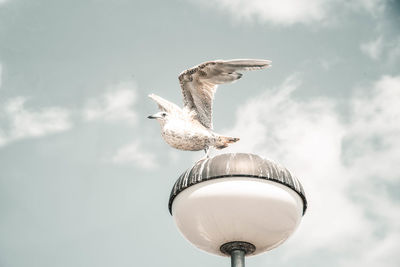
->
[148,59,271,158]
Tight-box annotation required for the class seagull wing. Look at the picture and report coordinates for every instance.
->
[178,59,271,129]
[148,93,183,114]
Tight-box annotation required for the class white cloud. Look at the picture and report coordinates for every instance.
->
[360,35,400,65]
[84,81,137,125]
[222,74,400,266]
[361,36,383,60]
[189,0,386,26]
[319,58,341,70]
[112,141,157,169]
[344,75,400,181]
[0,97,72,146]
[386,36,400,66]
[84,81,156,168]
[195,0,327,26]
[355,0,386,15]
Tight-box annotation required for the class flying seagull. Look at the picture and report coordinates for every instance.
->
[148,59,271,157]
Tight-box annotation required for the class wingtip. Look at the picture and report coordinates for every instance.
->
[250,59,271,67]
[224,59,272,70]
[261,59,272,67]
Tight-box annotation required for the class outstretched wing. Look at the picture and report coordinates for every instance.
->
[148,93,182,114]
[178,59,271,129]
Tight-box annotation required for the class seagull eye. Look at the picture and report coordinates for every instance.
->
[162,113,167,117]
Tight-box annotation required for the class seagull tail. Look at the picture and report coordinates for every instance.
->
[215,136,240,149]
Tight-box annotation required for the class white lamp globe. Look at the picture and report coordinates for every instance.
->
[169,153,307,257]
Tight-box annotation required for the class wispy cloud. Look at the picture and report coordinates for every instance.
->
[361,36,383,60]
[83,81,137,125]
[83,81,157,169]
[345,75,400,181]
[0,97,72,146]
[319,57,341,70]
[386,36,400,66]
[112,141,157,169]
[357,0,386,15]
[223,74,400,266]
[189,0,386,26]
[360,35,400,66]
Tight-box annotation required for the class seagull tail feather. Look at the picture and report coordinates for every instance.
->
[215,136,240,149]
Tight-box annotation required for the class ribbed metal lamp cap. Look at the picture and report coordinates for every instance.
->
[168,153,307,215]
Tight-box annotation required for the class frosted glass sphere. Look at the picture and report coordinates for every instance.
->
[169,153,307,256]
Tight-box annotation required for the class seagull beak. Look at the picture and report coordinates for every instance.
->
[147,115,156,119]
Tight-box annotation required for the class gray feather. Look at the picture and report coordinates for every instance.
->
[178,59,271,129]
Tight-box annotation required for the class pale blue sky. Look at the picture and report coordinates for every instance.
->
[0,1,399,267]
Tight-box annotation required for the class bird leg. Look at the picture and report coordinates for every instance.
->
[202,147,210,159]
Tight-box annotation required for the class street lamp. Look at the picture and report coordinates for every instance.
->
[168,153,307,267]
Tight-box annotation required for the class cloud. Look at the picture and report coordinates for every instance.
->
[344,75,400,181]
[195,0,327,26]
[84,81,157,169]
[0,97,72,146]
[357,0,386,15]
[223,74,400,266]
[112,141,157,169]
[360,35,400,66]
[386,36,400,66]
[84,81,137,125]
[189,0,387,26]
[319,58,341,70]
[361,36,383,60]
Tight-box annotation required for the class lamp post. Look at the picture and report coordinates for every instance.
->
[168,153,307,267]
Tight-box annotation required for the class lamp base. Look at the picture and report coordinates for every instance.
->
[220,242,256,267]
[220,241,256,255]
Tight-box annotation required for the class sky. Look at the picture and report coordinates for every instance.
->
[0,0,399,267]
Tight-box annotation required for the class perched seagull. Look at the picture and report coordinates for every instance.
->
[148,59,271,158]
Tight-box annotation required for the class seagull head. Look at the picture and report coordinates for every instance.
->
[147,111,169,122]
